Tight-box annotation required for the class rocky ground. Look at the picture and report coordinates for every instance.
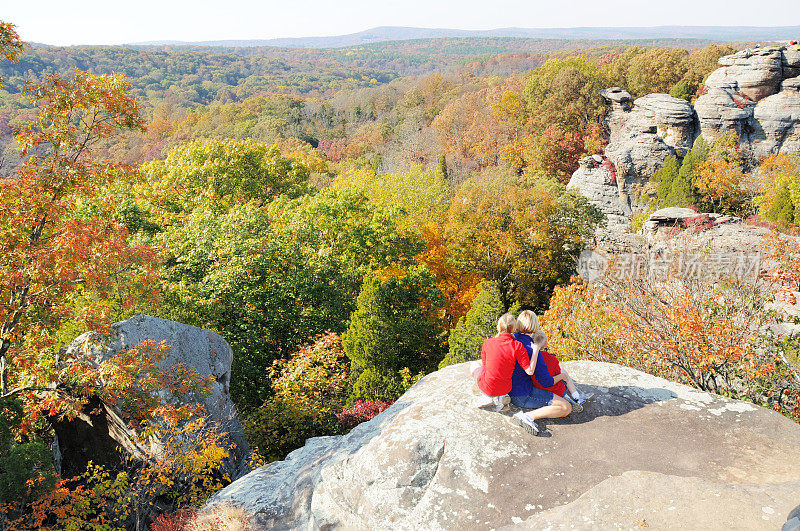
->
[203,361,800,530]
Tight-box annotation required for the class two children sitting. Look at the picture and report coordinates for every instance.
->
[472,318,592,416]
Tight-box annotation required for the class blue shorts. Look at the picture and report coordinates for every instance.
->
[511,388,555,409]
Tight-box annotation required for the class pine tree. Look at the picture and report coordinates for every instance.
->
[669,79,695,102]
[653,154,680,204]
[343,267,445,401]
[765,181,796,225]
[437,154,448,179]
[439,280,506,369]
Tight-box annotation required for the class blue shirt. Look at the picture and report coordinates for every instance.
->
[510,332,555,397]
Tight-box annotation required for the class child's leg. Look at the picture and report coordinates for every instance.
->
[561,371,579,398]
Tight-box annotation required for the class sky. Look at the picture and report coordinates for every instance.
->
[5,0,800,46]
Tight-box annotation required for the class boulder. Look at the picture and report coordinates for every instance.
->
[56,314,251,481]
[204,361,800,530]
[694,86,755,142]
[706,47,784,102]
[647,206,698,222]
[783,45,800,78]
[785,505,800,531]
[632,93,697,152]
[752,76,800,157]
[567,155,628,224]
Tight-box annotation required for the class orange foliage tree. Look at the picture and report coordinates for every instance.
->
[692,131,745,214]
[542,242,800,422]
[3,340,230,530]
[417,225,482,327]
[0,70,158,399]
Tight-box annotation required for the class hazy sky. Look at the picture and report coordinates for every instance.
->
[6,0,800,46]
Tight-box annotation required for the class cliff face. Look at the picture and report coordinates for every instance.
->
[569,44,800,224]
[202,361,800,530]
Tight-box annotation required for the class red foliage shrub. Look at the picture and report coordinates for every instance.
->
[336,400,394,431]
[745,214,800,236]
[732,92,752,109]
[601,158,617,184]
[696,84,709,98]
[152,509,197,531]
[684,214,715,233]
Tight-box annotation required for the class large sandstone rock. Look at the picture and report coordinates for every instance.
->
[694,86,754,142]
[586,92,697,220]
[752,76,800,157]
[57,315,251,481]
[706,47,784,102]
[784,45,800,78]
[599,87,633,137]
[204,361,800,530]
[574,45,800,223]
[566,155,629,225]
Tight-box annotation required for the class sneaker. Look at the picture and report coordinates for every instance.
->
[566,395,583,414]
[576,392,595,405]
[512,411,541,436]
[492,394,511,412]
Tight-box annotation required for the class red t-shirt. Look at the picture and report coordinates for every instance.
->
[478,333,531,396]
[532,349,566,397]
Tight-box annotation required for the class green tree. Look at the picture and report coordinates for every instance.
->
[444,174,604,312]
[342,266,446,401]
[765,182,797,224]
[0,398,55,513]
[524,56,608,134]
[138,138,311,225]
[654,154,680,202]
[669,80,694,102]
[652,154,696,207]
[269,187,425,327]
[439,281,510,368]
[438,154,448,179]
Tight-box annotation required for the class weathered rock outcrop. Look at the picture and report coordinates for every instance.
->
[694,85,755,141]
[753,76,800,157]
[566,155,629,224]
[569,92,697,223]
[55,314,251,481]
[705,46,784,101]
[204,361,800,530]
[570,44,800,225]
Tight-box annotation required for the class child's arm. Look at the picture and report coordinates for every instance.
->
[523,342,540,376]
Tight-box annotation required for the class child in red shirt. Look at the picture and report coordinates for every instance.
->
[471,313,533,411]
[530,331,592,404]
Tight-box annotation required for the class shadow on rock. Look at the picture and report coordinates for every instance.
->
[511,384,678,427]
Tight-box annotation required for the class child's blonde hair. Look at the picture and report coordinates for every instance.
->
[515,310,541,334]
[532,330,548,347]
[496,313,517,334]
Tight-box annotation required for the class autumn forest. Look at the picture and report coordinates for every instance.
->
[1,17,799,530]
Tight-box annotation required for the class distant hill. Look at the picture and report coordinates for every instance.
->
[130,25,800,48]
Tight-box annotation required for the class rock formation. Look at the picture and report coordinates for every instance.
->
[54,314,251,481]
[569,44,800,225]
[203,361,800,530]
